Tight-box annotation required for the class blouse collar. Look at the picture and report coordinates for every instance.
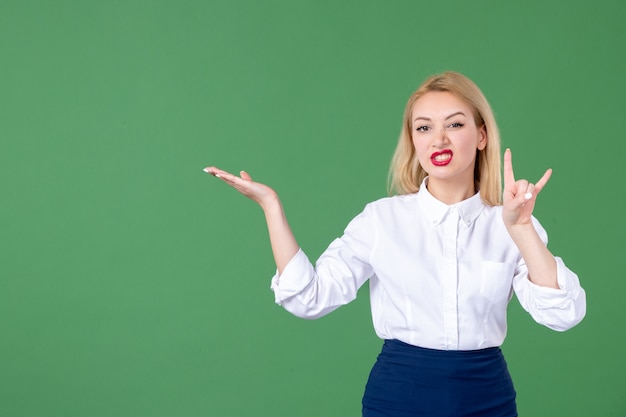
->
[416,178,486,227]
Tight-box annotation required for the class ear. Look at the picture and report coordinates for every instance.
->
[477,125,487,151]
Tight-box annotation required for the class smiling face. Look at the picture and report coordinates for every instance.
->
[411,91,487,200]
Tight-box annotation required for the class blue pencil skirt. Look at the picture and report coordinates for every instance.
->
[362,339,517,417]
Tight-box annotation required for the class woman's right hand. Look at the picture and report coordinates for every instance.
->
[204,166,299,273]
[203,166,279,210]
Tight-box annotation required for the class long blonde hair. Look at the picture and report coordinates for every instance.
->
[388,71,502,206]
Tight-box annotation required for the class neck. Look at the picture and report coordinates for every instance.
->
[426,177,476,205]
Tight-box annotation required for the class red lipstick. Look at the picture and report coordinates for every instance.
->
[431,150,453,166]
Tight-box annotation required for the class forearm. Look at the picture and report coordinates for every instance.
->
[261,197,300,275]
[203,166,301,274]
[507,224,558,289]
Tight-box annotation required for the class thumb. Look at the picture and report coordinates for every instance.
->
[240,170,252,181]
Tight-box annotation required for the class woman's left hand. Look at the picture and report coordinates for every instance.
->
[502,148,552,228]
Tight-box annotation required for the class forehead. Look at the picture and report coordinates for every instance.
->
[411,91,473,119]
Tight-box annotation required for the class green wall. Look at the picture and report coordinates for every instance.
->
[1,1,624,415]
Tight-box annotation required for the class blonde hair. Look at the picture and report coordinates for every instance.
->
[388,71,502,206]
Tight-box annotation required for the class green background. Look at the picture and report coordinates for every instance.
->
[1,0,624,416]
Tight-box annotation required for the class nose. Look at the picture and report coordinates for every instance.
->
[432,126,449,148]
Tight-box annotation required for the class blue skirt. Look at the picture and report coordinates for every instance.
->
[362,340,517,417]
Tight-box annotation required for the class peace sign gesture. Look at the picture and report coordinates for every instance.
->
[502,149,552,228]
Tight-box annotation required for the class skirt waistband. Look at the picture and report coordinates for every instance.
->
[384,339,501,357]
[381,339,504,371]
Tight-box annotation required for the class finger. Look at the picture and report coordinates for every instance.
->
[533,168,552,194]
[203,166,229,178]
[523,183,535,201]
[240,170,253,181]
[218,171,245,185]
[205,167,243,186]
[516,179,529,197]
[203,167,243,184]
[503,149,515,189]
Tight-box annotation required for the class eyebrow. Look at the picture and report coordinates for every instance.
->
[413,111,466,123]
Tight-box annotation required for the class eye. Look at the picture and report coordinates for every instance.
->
[415,125,430,132]
[447,122,464,129]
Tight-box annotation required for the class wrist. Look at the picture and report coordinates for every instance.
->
[505,221,537,241]
[260,193,282,213]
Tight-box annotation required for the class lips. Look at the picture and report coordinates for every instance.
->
[430,150,453,166]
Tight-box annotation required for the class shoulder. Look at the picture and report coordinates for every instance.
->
[365,193,418,211]
[349,193,419,228]
[359,193,419,220]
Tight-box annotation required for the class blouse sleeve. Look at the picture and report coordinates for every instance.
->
[269,204,376,319]
[512,218,587,331]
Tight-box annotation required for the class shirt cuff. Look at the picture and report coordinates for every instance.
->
[270,248,315,305]
[528,257,582,309]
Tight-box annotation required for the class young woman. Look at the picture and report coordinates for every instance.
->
[204,72,586,416]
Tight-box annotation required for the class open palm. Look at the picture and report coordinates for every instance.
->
[203,166,278,209]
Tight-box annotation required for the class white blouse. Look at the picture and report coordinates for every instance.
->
[270,182,586,350]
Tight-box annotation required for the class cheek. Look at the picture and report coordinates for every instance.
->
[413,145,432,167]
[412,140,428,161]
[411,136,427,152]
[451,131,479,150]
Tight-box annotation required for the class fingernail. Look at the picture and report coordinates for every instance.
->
[203,168,210,173]
[524,192,532,200]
